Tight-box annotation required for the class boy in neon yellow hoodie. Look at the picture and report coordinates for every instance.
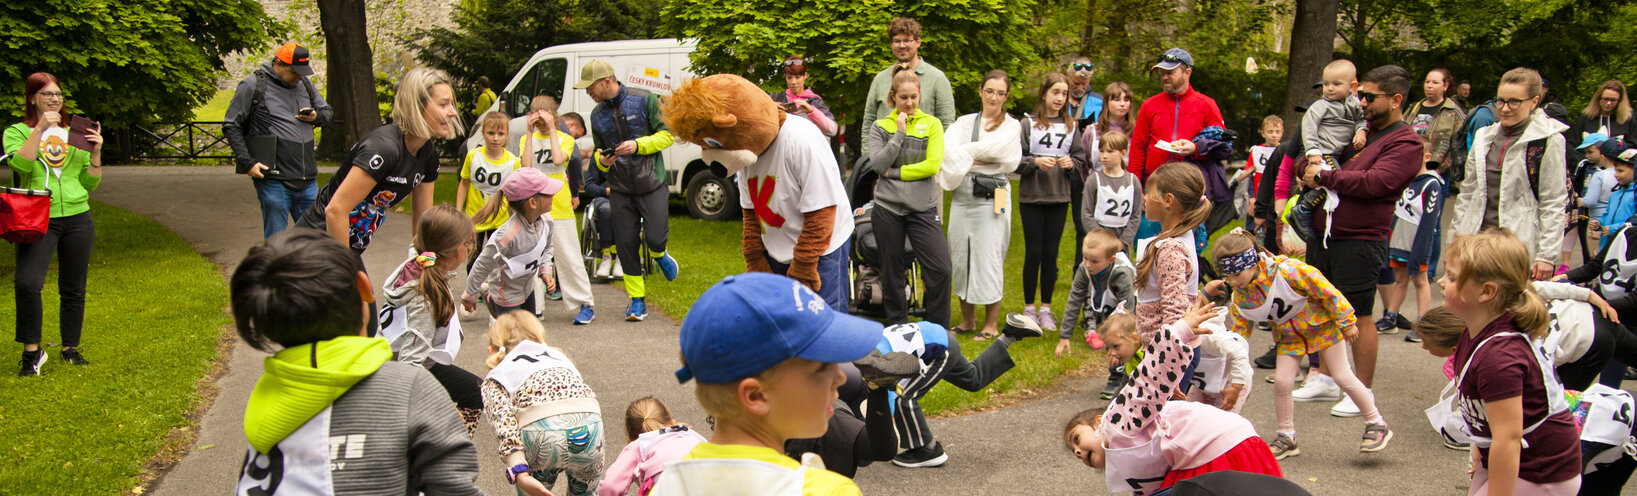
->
[231,228,481,495]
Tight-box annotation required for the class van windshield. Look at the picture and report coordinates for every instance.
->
[513,58,567,115]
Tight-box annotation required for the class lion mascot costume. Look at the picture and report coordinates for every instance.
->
[663,74,855,310]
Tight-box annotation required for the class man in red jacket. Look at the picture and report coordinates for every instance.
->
[1300,65,1424,417]
[1128,48,1235,235]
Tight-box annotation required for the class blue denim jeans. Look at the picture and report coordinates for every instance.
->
[254,179,317,239]
[767,239,851,312]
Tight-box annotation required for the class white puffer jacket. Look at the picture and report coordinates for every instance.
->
[1453,109,1569,264]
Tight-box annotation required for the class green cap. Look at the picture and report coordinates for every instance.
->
[573,60,616,89]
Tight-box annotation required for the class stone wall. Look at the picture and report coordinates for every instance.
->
[219,0,457,90]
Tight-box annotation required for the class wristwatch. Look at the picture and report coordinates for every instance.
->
[505,463,530,484]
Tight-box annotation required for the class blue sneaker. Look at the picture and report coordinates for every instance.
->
[625,298,648,322]
[574,305,595,325]
[655,252,680,281]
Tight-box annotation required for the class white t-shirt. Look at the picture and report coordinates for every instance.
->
[736,117,854,262]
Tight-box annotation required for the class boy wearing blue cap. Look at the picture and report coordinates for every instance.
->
[1591,143,1637,250]
[655,273,884,495]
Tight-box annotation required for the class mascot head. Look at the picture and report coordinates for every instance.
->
[662,74,785,177]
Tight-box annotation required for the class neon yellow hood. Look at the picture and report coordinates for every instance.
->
[243,336,392,453]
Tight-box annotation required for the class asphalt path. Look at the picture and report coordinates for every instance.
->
[92,166,1634,495]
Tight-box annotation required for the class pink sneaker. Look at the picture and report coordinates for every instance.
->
[1022,307,1038,326]
[1086,330,1106,350]
[1557,264,1569,276]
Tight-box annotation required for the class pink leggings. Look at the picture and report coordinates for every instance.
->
[1274,345,1382,434]
[1469,466,1581,495]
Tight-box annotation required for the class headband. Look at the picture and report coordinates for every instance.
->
[1217,248,1260,275]
[415,252,438,268]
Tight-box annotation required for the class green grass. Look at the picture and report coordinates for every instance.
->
[316,169,460,207]
[194,90,234,121]
[0,202,231,494]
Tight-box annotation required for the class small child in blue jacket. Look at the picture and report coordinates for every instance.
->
[1377,156,1446,343]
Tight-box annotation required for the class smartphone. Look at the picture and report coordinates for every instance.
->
[299,107,316,116]
[779,102,800,112]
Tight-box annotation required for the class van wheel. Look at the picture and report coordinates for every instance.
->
[685,172,737,221]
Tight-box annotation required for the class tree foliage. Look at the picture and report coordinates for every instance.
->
[411,0,662,102]
[0,0,282,127]
[659,0,1042,125]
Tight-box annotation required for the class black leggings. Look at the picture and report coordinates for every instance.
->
[1020,202,1068,305]
[15,212,95,347]
[872,208,951,327]
[427,362,485,412]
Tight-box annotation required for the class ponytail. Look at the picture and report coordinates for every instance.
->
[624,396,676,441]
[414,205,474,325]
[1135,163,1210,289]
[1445,229,1551,339]
[1511,288,1551,340]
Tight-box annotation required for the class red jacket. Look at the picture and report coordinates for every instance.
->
[1127,86,1225,182]
[1314,121,1424,241]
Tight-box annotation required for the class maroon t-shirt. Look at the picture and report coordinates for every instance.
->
[1453,313,1581,483]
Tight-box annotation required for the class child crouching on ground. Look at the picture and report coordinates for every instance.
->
[600,397,705,496]
[653,273,882,495]
[1059,229,1136,399]
[1187,306,1254,413]
[483,310,605,496]
[231,228,481,495]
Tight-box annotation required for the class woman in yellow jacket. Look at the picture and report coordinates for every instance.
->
[864,67,950,327]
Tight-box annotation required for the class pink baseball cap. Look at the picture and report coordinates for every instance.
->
[501,168,563,202]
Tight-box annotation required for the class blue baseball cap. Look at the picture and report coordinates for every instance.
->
[676,273,883,384]
[1599,139,1629,162]
[1151,48,1194,71]
[1579,132,1610,150]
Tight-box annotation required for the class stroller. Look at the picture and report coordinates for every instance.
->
[845,165,925,319]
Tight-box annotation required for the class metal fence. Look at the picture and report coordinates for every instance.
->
[128,121,233,160]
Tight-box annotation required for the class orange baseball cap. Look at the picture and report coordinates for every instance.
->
[275,43,314,76]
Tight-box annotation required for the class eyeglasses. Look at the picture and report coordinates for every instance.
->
[981,89,1007,97]
[1495,97,1536,110]
[1357,91,1384,104]
[1071,63,1094,71]
[1603,96,1621,103]
[36,91,63,99]
[891,37,918,46]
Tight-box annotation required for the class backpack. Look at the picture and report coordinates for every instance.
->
[1447,102,1497,188]
[246,70,320,131]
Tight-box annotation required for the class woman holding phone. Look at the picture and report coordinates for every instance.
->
[770,56,838,137]
[5,72,104,376]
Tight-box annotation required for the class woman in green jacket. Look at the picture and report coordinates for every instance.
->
[865,67,950,327]
[5,72,104,376]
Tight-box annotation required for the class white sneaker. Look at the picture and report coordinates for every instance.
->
[1291,374,1343,402]
[1331,392,1363,417]
[595,256,613,279]
[611,258,625,279]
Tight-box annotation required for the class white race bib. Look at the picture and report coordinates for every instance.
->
[1094,176,1137,228]
[467,156,513,196]
[1394,183,1427,225]
[1233,260,1308,324]
[1599,226,1637,300]
[1103,436,1168,495]
[237,407,337,495]
[503,232,552,279]
[487,340,581,394]
[1028,121,1073,157]
[1135,231,1200,303]
[377,301,464,365]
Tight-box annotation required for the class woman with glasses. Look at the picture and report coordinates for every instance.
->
[1452,67,1570,282]
[945,70,1022,340]
[1566,81,1634,166]
[770,56,837,138]
[5,72,104,376]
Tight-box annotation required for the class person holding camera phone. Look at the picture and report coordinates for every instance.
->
[6,72,104,375]
[224,42,334,238]
[770,56,837,138]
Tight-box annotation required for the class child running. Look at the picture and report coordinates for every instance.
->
[1212,228,1393,459]
[1063,299,1281,495]
[1432,231,1582,494]
[601,397,705,496]
[1134,162,1210,343]
[1059,229,1136,399]
[519,96,597,325]
[1084,131,1143,249]
[231,229,481,495]
[380,204,486,437]
[482,310,606,496]
[456,111,522,273]
[463,168,562,318]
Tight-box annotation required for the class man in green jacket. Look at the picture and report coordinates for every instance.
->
[862,17,956,155]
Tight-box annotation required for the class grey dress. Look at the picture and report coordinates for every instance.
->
[945,113,1022,305]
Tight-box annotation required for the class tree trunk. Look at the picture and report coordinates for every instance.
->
[1282,0,1339,130]
[1080,0,1098,56]
[315,0,381,159]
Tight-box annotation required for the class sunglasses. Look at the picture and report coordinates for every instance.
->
[1358,91,1386,104]
[1072,63,1094,71]
[782,58,805,67]
[1157,53,1186,64]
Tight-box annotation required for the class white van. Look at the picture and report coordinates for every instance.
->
[465,38,738,220]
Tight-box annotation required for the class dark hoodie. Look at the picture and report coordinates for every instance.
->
[1314,121,1424,241]
[223,60,334,183]
[236,336,481,495]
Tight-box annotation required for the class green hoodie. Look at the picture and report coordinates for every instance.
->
[4,122,101,218]
[243,336,391,454]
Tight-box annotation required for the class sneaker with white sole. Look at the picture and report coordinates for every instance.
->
[892,441,949,468]
[1001,312,1045,339]
[574,305,595,325]
[1331,393,1362,417]
[1268,434,1300,460]
[1360,423,1393,452]
[625,298,647,321]
[18,349,46,377]
[1292,374,1342,402]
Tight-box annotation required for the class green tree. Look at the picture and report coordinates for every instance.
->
[410,0,662,102]
[659,0,1042,125]
[0,0,281,127]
